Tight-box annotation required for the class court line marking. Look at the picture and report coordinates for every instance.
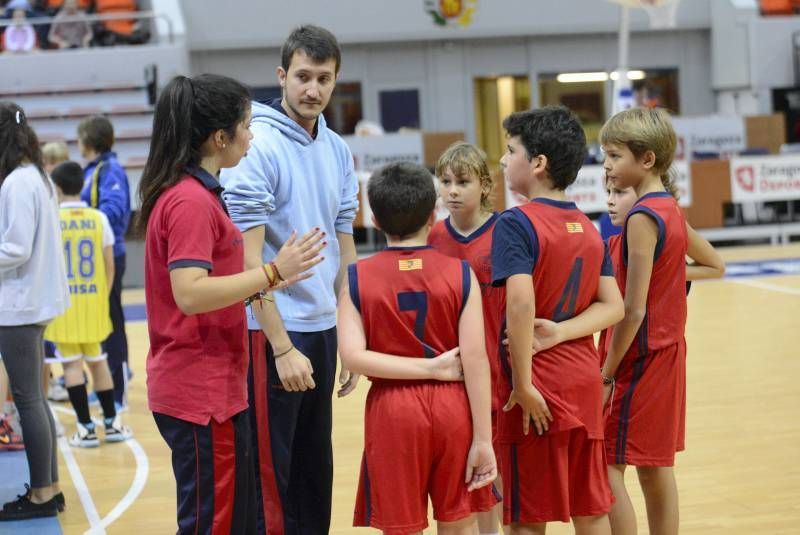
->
[94,438,149,533]
[730,278,800,296]
[52,407,103,532]
[50,404,150,534]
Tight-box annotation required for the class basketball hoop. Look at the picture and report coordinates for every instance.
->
[607,0,681,30]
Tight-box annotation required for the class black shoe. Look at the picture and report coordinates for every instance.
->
[0,485,58,521]
[54,492,65,513]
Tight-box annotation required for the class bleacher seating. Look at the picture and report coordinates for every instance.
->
[26,104,153,132]
[0,81,149,109]
[0,81,151,206]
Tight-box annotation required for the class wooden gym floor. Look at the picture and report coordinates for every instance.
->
[31,243,800,534]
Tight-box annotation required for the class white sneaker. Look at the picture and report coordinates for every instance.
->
[103,415,132,443]
[68,422,100,448]
[47,379,69,402]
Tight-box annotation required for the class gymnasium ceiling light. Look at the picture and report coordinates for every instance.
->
[556,70,646,83]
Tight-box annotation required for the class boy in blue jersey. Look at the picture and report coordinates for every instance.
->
[77,115,131,411]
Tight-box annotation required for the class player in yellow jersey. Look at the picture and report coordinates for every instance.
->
[45,162,132,447]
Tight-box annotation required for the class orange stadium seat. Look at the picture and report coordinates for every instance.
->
[760,0,795,15]
[47,0,91,9]
[95,0,137,35]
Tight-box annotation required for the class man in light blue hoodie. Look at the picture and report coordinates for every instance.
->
[220,25,359,535]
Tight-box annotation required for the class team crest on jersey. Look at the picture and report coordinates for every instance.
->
[565,222,583,233]
[399,258,423,271]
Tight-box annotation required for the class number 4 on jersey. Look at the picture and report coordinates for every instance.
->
[553,258,582,322]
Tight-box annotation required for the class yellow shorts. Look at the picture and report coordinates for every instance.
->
[46,342,106,364]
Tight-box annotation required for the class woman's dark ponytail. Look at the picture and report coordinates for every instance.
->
[136,74,250,234]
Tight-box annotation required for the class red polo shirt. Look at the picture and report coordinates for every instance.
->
[144,168,248,425]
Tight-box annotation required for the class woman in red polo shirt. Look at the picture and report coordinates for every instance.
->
[137,74,325,534]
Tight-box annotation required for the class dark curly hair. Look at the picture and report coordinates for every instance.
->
[502,106,587,191]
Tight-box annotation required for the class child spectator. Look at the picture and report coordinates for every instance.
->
[2,9,38,53]
[46,161,133,447]
[0,102,69,521]
[77,115,131,411]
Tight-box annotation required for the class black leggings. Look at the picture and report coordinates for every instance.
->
[0,324,58,488]
[104,253,129,405]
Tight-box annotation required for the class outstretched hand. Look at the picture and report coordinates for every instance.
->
[272,228,327,286]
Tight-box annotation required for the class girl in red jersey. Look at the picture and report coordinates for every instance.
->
[137,74,324,534]
[599,107,692,535]
[427,141,505,535]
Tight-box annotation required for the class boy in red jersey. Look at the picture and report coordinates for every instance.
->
[599,178,725,364]
[599,108,709,535]
[428,141,505,534]
[338,161,497,534]
[604,179,725,290]
[491,107,623,534]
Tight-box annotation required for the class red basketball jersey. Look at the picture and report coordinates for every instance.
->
[612,192,688,356]
[492,199,611,442]
[598,234,622,357]
[428,214,506,411]
[348,246,470,382]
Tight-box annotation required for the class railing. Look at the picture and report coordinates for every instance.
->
[0,10,174,44]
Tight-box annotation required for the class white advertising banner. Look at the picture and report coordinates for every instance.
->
[505,162,691,212]
[730,155,800,202]
[566,165,608,212]
[672,116,746,160]
[673,160,691,207]
[346,133,426,228]
[343,133,424,173]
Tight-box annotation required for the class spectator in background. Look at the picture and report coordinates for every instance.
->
[41,140,70,405]
[354,119,384,137]
[48,0,91,49]
[2,9,38,53]
[0,102,69,520]
[77,115,131,412]
[42,140,69,173]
